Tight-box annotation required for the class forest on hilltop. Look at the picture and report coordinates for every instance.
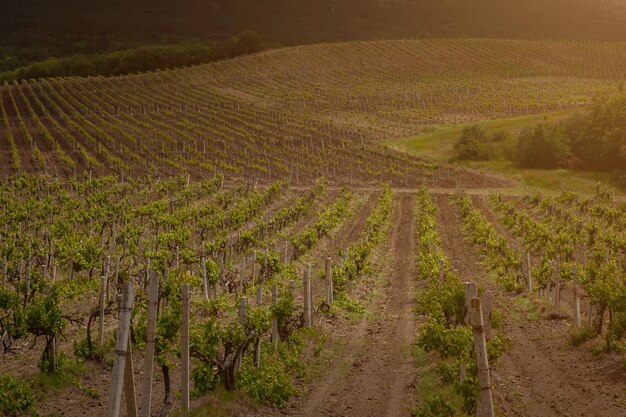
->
[3,0,626,72]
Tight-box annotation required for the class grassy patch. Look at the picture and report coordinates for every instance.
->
[384,110,626,198]
[33,356,86,391]
[512,296,542,321]
[170,389,256,417]
[412,346,467,416]
[569,327,597,347]
[385,110,576,164]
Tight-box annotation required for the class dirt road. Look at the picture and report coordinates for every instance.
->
[269,193,417,417]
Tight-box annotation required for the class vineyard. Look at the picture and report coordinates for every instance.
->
[3,39,626,185]
[2,38,626,417]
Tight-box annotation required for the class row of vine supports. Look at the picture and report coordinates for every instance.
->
[104,253,336,417]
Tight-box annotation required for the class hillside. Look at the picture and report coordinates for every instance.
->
[1,38,626,186]
[3,37,626,417]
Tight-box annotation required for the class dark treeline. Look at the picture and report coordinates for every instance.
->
[4,0,626,50]
[3,0,626,79]
[0,32,264,82]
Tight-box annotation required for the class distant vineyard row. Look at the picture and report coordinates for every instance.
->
[2,39,626,184]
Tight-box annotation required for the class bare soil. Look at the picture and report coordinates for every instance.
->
[253,193,418,417]
[435,194,626,417]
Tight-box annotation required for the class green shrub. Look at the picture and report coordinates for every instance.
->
[334,293,365,314]
[416,395,457,417]
[515,123,570,168]
[454,124,494,161]
[236,348,295,408]
[0,374,34,416]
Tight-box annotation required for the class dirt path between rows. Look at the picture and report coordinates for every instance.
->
[435,194,626,417]
[271,192,417,417]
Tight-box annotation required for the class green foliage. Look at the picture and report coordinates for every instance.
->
[191,363,221,397]
[569,327,596,346]
[0,374,34,417]
[567,93,626,172]
[513,92,626,172]
[236,348,295,408]
[190,319,222,396]
[416,395,457,417]
[205,259,220,286]
[454,124,493,161]
[515,123,570,169]
[332,186,392,293]
[417,320,472,359]
[291,187,353,258]
[454,194,523,292]
[334,293,365,314]
[0,32,265,82]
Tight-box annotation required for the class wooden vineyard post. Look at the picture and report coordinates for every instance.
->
[181,284,190,413]
[546,271,551,302]
[251,250,257,285]
[236,297,247,373]
[104,256,111,304]
[526,251,532,293]
[284,240,289,264]
[24,254,31,306]
[439,259,445,283]
[113,256,121,302]
[573,265,581,328]
[254,287,262,368]
[140,271,160,417]
[241,257,246,289]
[464,282,477,324]
[326,257,333,304]
[234,266,240,295]
[124,339,138,417]
[49,335,57,373]
[145,258,151,289]
[482,292,494,341]
[107,282,133,417]
[470,297,495,417]
[98,273,108,348]
[554,256,561,308]
[271,285,279,347]
[201,242,209,301]
[304,264,312,328]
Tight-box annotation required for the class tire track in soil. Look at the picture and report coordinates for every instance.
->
[436,194,626,417]
[281,192,417,417]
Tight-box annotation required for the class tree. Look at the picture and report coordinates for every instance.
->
[515,123,570,169]
[454,124,493,161]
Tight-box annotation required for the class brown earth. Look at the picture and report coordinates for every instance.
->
[435,193,626,417]
[250,192,418,417]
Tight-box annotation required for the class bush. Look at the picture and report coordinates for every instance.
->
[236,347,296,408]
[514,123,570,168]
[454,124,494,161]
[0,374,34,417]
[568,93,626,172]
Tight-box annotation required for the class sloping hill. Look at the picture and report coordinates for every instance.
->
[1,39,625,183]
